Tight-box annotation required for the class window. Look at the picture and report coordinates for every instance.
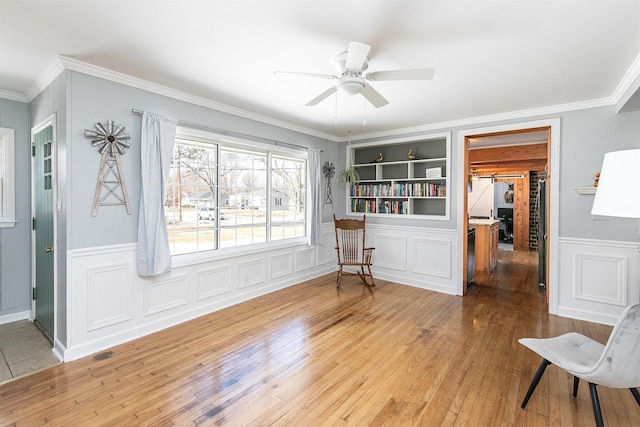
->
[0,127,15,228]
[165,129,307,256]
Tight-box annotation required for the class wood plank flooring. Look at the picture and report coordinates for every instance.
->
[1,259,639,426]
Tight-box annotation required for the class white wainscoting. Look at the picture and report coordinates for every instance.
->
[557,237,640,325]
[65,228,337,361]
[367,224,458,295]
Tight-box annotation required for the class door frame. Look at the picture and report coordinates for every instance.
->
[30,114,58,339]
[456,118,560,315]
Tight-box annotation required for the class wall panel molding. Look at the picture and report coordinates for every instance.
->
[574,253,627,306]
[413,238,452,279]
[143,273,189,316]
[196,265,232,300]
[237,258,266,289]
[270,253,293,279]
[86,262,134,331]
[295,247,314,272]
[317,228,336,266]
[557,237,639,325]
[375,234,407,271]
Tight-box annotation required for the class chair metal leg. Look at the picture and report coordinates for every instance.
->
[588,383,604,427]
[521,358,551,409]
[573,376,580,398]
[631,388,640,406]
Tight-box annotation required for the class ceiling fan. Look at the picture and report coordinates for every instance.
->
[276,41,434,108]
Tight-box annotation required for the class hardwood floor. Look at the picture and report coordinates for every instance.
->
[1,269,638,426]
[473,248,541,295]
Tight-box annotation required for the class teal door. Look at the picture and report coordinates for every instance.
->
[33,124,55,340]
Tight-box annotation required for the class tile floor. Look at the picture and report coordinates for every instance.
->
[0,320,60,384]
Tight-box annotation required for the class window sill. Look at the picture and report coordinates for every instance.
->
[171,236,309,269]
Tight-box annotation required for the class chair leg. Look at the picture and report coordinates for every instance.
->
[366,264,375,287]
[336,266,343,287]
[588,383,604,427]
[573,376,580,398]
[521,359,551,409]
[630,388,640,406]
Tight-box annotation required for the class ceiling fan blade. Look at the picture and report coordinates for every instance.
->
[305,86,338,106]
[361,83,389,108]
[366,68,435,81]
[275,71,337,79]
[345,42,371,72]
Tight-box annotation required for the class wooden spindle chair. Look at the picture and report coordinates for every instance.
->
[333,214,375,287]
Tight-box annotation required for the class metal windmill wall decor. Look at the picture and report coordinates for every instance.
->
[323,161,335,206]
[84,121,131,216]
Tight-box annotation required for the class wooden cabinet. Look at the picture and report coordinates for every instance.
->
[470,220,499,271]
[346,133,450,219]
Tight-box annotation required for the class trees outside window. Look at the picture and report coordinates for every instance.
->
[165,131,307,256]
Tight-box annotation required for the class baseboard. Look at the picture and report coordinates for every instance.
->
[0,310,30,325]
[557,305,620,326]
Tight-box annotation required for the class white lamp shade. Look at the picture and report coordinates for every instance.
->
[591,149,640,218]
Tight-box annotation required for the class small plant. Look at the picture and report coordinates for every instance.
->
[338,166,360,184]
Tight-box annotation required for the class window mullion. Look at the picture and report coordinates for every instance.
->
[266,151,272,243]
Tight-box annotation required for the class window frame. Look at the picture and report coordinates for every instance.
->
[167,127,308,265]
[0,127,16,228]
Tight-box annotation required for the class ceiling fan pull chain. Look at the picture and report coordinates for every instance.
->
[363,97,367,125]
[334,91,338,124]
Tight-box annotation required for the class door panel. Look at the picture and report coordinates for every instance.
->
[33,125,54,340]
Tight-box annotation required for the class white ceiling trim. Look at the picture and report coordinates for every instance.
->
[32,56,338,142]
[24,56,66,102]
[0,89,27,103]
[345,97,612,143]
[5,55,634,143]
[614,53,640,113]
[612,52,640,103]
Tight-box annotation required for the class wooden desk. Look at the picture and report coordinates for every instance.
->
[469,219,499,271]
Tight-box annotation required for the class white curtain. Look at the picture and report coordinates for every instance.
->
[308,149,322,245]
[136,112,177,276]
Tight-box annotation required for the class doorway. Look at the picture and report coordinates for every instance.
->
[31,116,57,342]
[457,119,560,314]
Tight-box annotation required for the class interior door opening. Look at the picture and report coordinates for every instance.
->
[464,127,550,302]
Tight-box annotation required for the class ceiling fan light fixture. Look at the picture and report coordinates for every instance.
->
[336,79,364,95]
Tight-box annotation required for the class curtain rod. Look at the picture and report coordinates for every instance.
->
[132,109,320,152]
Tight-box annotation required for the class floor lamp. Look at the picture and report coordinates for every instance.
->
[591,149,640,302]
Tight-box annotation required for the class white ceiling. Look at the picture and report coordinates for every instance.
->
[1,0,639,140]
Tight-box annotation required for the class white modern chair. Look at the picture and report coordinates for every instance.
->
[519,303,640,427]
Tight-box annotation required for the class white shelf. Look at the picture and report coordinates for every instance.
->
[574,186,597,195]
[347,135,450,218]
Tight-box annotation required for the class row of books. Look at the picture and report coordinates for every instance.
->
[350,199,410,215]
[350,182,446,198]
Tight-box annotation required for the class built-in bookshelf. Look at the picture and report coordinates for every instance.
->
[346,134,450,219]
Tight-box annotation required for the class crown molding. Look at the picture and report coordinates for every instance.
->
[24,56,66,102]
[0,89,28,103]
[344,97,614,143]
[613,53,640,112]
[56,56,335,142]
[7,54,635,143]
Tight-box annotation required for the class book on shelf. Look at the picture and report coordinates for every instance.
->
[377,200,409,215]
[351,182,446,198]
[351,199,377,213]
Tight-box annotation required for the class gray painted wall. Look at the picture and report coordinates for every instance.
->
[339,106,640,242]
[67,72,333,249]
[0,98,31,317]
[558,106,640,241]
